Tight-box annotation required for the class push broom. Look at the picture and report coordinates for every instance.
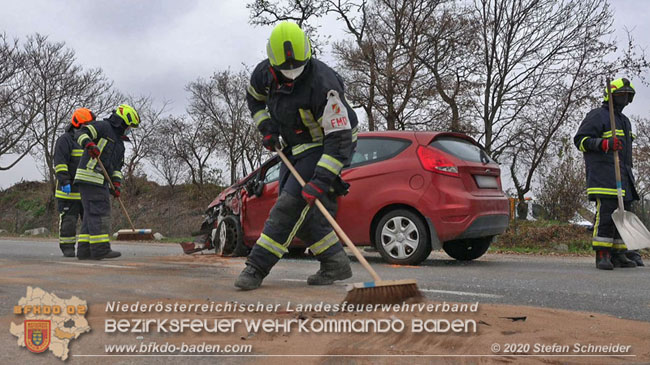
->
[96,158,154,241]
[276,147,423,304]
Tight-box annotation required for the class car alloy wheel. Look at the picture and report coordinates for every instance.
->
[381,216,420,259]
[374,209,430,265]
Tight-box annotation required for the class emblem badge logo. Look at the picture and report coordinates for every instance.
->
[24,320,50,353]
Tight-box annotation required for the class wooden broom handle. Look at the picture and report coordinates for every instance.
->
[96,157,136,232]
[606,78,625,212]
[276,148,381,281]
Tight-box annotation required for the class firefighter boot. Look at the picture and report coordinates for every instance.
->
[234,265,267,290]
[307,250,353,285]
[93,250,121,260]
[91,242,121,260]
[595,250,614,270]
[77,241,91,260]
[625,250,644,266]
[611,252,637,268]
[61,246,76,257]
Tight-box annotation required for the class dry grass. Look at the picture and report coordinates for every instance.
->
[0,180,222,237]
[493,220,593,255]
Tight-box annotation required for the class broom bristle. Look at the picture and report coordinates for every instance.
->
[116,232,155,241]
[344,279,423,304]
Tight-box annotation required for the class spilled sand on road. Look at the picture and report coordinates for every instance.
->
[4,252,648,364]
[121,253,650,364]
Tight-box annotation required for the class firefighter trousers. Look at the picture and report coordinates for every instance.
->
[246,151,344,275]
[592,198,631,252]
[57,199,83,255]
[78,183,112,258]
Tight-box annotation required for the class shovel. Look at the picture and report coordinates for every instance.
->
[606,78,650,250]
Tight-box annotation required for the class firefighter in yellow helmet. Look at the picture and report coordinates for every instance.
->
[74,104,140,260]
[53,108,95,257]
[235,22,359,290]
[574,78,644,269]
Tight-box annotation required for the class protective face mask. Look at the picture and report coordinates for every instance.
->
[280,65,306,80]
[613,93,631,108]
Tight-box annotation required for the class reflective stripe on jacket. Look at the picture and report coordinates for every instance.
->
[53,130,83,200]
[573,104,638,201]
[73,118,125,188]
[246,58,358,187]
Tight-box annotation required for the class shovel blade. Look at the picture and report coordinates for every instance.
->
[611,209,650,250]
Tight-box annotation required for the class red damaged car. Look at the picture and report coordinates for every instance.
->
[191,131,509,265]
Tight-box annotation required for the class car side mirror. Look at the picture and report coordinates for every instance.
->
[253,179,264,197]
[245,175,265,198]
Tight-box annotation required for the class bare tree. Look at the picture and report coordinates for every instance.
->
[0,33,35,170]
[162,115,221,187]
[535,140,586,222]
[334,0,440,131]
[327,0,379,130]
[148,116,188,189]
[20,34,116,192]
[241,122,266,176]
[475,0,606,155]
[413,2,481,132]
[328,0,446,131]
[187,69,256,185]
[121,95,170,189]
[471,0,648,201]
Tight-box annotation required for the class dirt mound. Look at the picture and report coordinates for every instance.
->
[0,181,54,233]
[0,179,222,237]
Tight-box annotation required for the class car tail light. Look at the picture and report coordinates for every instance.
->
[416,145,459,177]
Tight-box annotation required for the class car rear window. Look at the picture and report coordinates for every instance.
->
[430,136,495,164]
[349,137,411,168]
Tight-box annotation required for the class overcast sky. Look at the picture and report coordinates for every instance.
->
[1,0,649,190]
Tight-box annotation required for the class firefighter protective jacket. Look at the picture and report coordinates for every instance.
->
[53,129,84,200]
[73,116,125,187]
[247,58,358,188]
[573,103,639,201]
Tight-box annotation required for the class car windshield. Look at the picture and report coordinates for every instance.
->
[263,162,281,183]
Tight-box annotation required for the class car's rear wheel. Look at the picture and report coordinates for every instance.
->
[374,209,430,265]
[442,236,494,261]
[216,215,248,256]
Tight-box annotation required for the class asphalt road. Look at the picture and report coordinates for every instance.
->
[1,238,648,322]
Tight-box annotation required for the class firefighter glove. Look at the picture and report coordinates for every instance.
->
[262,134,281,151]
[111,182,121,198]
[302,181,327,206]
[61,184,71,194]
[85,141,101,158]
[601,137,622,153]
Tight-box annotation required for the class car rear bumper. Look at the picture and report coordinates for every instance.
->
[419,180,510,242]
[453,214,509,240]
